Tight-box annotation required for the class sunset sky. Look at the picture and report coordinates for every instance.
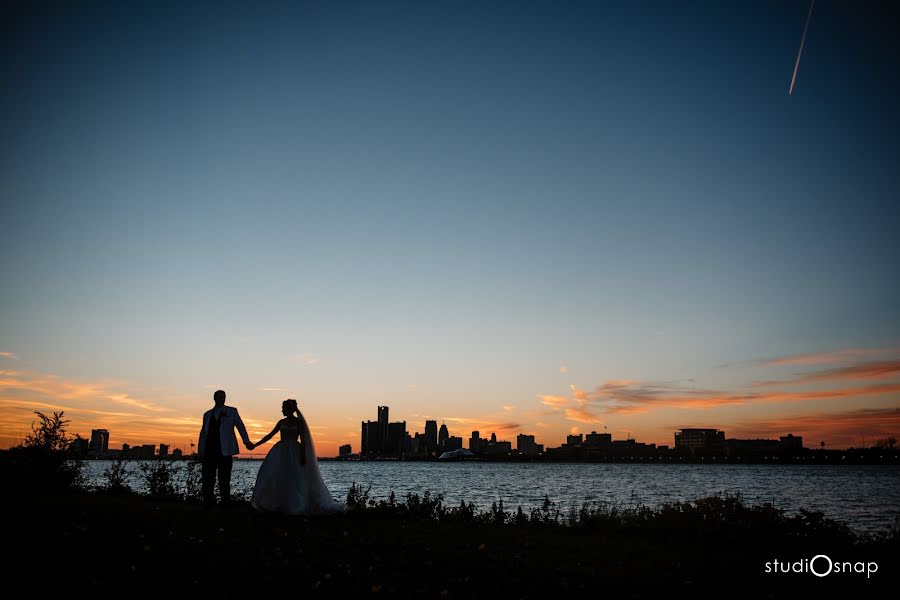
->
[2,1,898,456]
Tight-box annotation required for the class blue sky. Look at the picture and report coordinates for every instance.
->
[1,1,898,453]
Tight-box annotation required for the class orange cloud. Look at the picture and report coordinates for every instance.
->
[0,352,18,360]
[543,356,900,419]
[753,360,900,387]
[0,366,189,450]
[570,384,589,404]
[538,395,570,409]
[587,381,900,415]
[0,369,170,412]
[441,416,520,436]
[586,381,746,414]
[539,386,606,424]
[564,405,603,424]
[726,407,900,449]
[763,347,900,366]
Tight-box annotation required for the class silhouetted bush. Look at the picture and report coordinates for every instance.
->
[529,495,561,525]
[0,411,84,492]
[442,498,477,523]
[401,490,445,521]
[337,488,867,544]
[346,482,372,511]
[139,460,180,499]
[100,455,132,494]
[184,458,203,502]
[487,498,508,525]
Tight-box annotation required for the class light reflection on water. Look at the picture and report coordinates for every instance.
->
[82,461,900,532]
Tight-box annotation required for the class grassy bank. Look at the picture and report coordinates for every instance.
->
[3,415,896,598]
[4,488,896,598]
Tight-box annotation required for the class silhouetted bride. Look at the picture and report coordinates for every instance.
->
[249,399,345,515]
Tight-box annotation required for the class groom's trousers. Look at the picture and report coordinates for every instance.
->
[201,453,233,506]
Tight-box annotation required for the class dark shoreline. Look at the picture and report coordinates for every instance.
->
[5,488,897,598]
[74,450,900,465]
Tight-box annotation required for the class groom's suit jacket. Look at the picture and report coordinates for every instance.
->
[199,405,252,458]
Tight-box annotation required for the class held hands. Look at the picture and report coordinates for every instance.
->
[247,442,256,451]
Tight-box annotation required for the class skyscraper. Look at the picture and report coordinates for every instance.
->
[387,421,407,455]
[362,406,409,457]
[89,429,109,454]
[361,420,380,455]
[470,431,483,453]
[424,420,438,453]
[438,422,449,449]
[378,405,389,447]
[517,434,543,456]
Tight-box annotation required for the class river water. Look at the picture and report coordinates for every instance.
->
[82,460,900,533]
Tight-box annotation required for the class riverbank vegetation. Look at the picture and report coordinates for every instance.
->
[2,411,897,597]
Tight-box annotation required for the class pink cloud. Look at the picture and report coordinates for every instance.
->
[753,360,900,387]
[763,347,900,366]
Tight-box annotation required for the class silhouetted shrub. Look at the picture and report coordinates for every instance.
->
[514,505,528,525]
[336,488,864,544]
[401,491,444,521]
[442,499,477,523]
[139,460,180,499]
[1,411,84,492]
[184,458,203,502]
[100,455,132,494]
[487,499,508,525]
[346,482,372,512]
[529,495,561,526]
[791,507,854,542]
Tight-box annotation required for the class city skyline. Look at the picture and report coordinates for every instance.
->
[23,400,897,461]
[1,1,899,456]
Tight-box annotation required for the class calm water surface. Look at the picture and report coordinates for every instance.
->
[82,461,900,533]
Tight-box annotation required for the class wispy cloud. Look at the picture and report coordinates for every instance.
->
[0,369,171,412]
[554,348,900,417]
[570,384,589,403]
[539,385,605,424]
[564,405,603,424]
[104,393,169,412]
[753,360,900,387]
[0,367,185,448]
[586,381,900,415]
[0,398,141,419]
[0,352,18,360]
[293,353,320,366]
[584,380,745,415]
[540,364,900,418]
[258,387,284,392]
[762,347,900,366]
[727,407,900,448]
[538,395,570,409]
[442,416,520,434]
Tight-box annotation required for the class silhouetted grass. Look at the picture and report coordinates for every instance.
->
[99,455,132,494]
[344,483,899,546]
[4,487,896,598]
[139,460,181,499]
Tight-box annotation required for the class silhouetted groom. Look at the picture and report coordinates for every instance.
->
[198,389,253,507]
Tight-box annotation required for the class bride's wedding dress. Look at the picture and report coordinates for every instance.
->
[250,412,345,515]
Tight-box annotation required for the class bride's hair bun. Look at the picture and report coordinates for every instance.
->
[283,398,299,411]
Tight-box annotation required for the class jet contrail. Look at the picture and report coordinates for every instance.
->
[789,0,816,95]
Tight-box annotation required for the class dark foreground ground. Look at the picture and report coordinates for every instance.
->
[4,491,896,599]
